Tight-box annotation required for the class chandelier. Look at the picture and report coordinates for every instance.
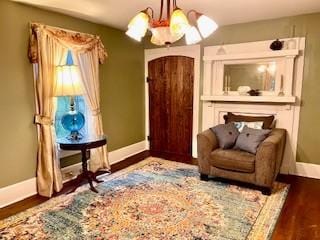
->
[126,0,218,46]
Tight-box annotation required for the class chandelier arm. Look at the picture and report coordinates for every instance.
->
[159,0,164,21]
[144,7,154,19]
[187,10,201,22]
[173,0,177,9]
[167,0,171,21]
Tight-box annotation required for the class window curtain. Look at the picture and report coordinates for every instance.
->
[29,23,109,197]
[73,49,109,172]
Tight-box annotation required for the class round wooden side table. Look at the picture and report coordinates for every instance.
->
[57,135,107,193]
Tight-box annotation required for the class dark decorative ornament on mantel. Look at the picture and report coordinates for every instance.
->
[270,39,284,51]
[247,89,261,96]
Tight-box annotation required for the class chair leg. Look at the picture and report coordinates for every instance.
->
[200,173,209,181]
[261,187,272,196]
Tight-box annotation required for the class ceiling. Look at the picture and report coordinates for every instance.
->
[12,0,320,30]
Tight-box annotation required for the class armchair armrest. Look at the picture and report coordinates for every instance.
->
[197,129,219,174]
[255,128,286,187]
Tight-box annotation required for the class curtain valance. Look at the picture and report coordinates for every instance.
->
[28,23,107,64]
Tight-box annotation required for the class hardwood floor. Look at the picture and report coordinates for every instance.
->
[1,150,319,239]
[273,175,320,240]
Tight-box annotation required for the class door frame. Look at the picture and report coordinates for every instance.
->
[144,45,201,157]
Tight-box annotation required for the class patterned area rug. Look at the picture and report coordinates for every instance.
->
[0,158,289,240]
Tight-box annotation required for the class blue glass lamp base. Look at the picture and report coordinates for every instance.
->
[68,131,84,141]
[61,110,85,141]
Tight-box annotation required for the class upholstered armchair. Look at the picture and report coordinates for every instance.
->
[197,128,286,195]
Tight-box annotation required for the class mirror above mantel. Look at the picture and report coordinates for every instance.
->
[202,41,302,104]
[224,62,278,93]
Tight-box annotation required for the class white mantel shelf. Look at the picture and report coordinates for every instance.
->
[201,95,296,103]
[203,49,299,61]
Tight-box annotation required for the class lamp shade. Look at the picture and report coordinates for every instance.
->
[197,15,218,38]
[126,11,149,41]
[54,65,83,96]
[170,8,189,36]
[126,27,143,42]
[128,11,149,29]
[185,25,202,45]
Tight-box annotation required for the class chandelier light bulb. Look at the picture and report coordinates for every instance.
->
[170,8,189,37]
[197,15,218,39]
[267,62,277,74]
[257,65,267,73]
[185,25,202,45]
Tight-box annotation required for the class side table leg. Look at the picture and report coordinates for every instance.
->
[81,149,99,193]
[67,173,84,194]
[87,177,98,193]
[92,172,104,183]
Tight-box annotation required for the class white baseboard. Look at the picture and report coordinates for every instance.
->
[108,140,148,164]
[294,162,320,179]
[0,140,148,209]
[0,178,37,209]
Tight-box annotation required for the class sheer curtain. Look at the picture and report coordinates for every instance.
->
[73,47,109,172]
[29,23,108,197]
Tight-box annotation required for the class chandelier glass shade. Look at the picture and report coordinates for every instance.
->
[126,0,218,46]
[151,26,184,46]
[185,26,202,45]
[197,15,218,38]
[170,8,189,37]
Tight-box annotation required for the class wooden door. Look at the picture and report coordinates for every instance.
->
[148,56,194,157]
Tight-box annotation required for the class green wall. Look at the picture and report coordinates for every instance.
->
[0,1,319,189]
[0,1,145,188]
[145,13,320,165]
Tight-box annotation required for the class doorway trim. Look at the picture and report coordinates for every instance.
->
[144,45,201,157]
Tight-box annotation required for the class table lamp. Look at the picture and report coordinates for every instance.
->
[54,65,85,141]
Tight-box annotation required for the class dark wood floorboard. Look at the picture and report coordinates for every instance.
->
[1,150,319,240]
[273,175,320,240]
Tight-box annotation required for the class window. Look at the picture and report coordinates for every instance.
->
[54,50,89,139]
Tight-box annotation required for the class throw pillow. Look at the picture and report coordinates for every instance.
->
[224,112,274,129]
[234,126,271,154]
[211,123,240,149]
[234,121,264,132]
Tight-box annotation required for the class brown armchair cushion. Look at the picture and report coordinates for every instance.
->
[210,149,255,173]
[224,112,274,129]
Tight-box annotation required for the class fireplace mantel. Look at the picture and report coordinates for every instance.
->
[201,38,305,175]
[203,49,299,61]
[200,95,296,103]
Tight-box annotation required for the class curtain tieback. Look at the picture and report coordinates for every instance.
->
[34,114,53,125]
[91,109,101,116]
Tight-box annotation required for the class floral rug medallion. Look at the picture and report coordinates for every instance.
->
[0,158,289,240]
